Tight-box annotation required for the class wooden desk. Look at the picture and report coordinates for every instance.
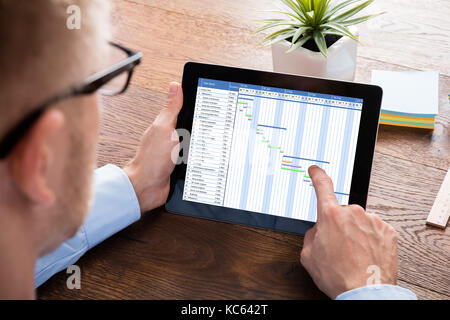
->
[38,0,449,299]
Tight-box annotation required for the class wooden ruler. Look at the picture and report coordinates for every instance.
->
[426,167,450,229]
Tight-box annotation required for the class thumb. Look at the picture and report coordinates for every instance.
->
[154,82,183,128]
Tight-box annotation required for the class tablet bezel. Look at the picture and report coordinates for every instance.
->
[165,62,382,235]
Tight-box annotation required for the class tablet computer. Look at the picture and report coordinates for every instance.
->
[166,62,382,235]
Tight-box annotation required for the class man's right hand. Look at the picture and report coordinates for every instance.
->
[300,166,399,299]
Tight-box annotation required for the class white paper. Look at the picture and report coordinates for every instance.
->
[371,70,439,116]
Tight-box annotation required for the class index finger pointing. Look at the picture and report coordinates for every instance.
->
[309,165,338,211]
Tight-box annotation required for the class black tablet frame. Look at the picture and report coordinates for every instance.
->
[165,62,382,235]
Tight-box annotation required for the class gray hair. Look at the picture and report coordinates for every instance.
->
[0,0,111,137]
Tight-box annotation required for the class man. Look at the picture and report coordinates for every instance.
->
[0,1,416,300]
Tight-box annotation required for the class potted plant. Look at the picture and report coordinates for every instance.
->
[252,0,383,81]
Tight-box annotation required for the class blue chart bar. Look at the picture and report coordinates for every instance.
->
[283,155,330,164]
[257,124,287,131]
[335,192,350,196]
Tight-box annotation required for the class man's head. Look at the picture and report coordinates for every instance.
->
[0,0,110,256]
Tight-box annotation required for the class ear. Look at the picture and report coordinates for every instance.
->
[7,109,65,206]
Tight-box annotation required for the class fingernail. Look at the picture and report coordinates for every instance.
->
[169,83,178,94]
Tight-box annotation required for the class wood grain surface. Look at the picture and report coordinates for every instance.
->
[37,0,450,300]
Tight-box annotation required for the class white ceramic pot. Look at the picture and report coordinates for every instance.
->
[271,26,358,81]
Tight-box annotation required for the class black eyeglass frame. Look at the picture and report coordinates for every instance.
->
[0,42,142,159]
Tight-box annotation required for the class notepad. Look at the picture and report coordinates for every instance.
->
[371,70,439,129]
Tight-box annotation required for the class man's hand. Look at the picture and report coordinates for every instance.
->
[123,82,183,213]
[300,165,398,299]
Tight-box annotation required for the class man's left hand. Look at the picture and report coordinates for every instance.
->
[123,82,183,214]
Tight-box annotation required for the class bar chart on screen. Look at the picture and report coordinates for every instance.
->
[183,79,363,223]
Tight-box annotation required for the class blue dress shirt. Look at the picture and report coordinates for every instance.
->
[35,164,417,300]
[34,164,141,287]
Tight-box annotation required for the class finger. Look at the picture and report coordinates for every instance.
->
[303,224,317,246]
[309,165,338,212]
[154,82,183,128]
[300,226,316,266]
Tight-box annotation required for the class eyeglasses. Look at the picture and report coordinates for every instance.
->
[0,42,142,159]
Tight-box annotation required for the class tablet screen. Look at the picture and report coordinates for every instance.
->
[182,78,363,223]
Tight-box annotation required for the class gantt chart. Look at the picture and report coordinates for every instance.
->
[183,78,363,222]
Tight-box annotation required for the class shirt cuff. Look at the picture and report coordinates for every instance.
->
[336,284,418,300]
[83,164,141,249]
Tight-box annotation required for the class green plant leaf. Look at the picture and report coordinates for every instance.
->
[265,34,296,47]
[250,21,300,36]
[281,0,306,18]
[250,22,298,35]
[323,0,362,21]
[260,28,297,46]
[322,28,352,37]
[286,35,312,53]
[291,0,315,24]
[322,22,359,41]
[332,0,375,23]
[313,0,330,25]
[259,10,307,23]
[294,0,307,11]
[322,29,346,38]
[305,0,314,12]
[258,18,289,22]
[340,12,385,26]
[262,27,295,41]
[292,26,312,43]
[306,10,315,23]
[313,30,327,56]
[312,0,320,25]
